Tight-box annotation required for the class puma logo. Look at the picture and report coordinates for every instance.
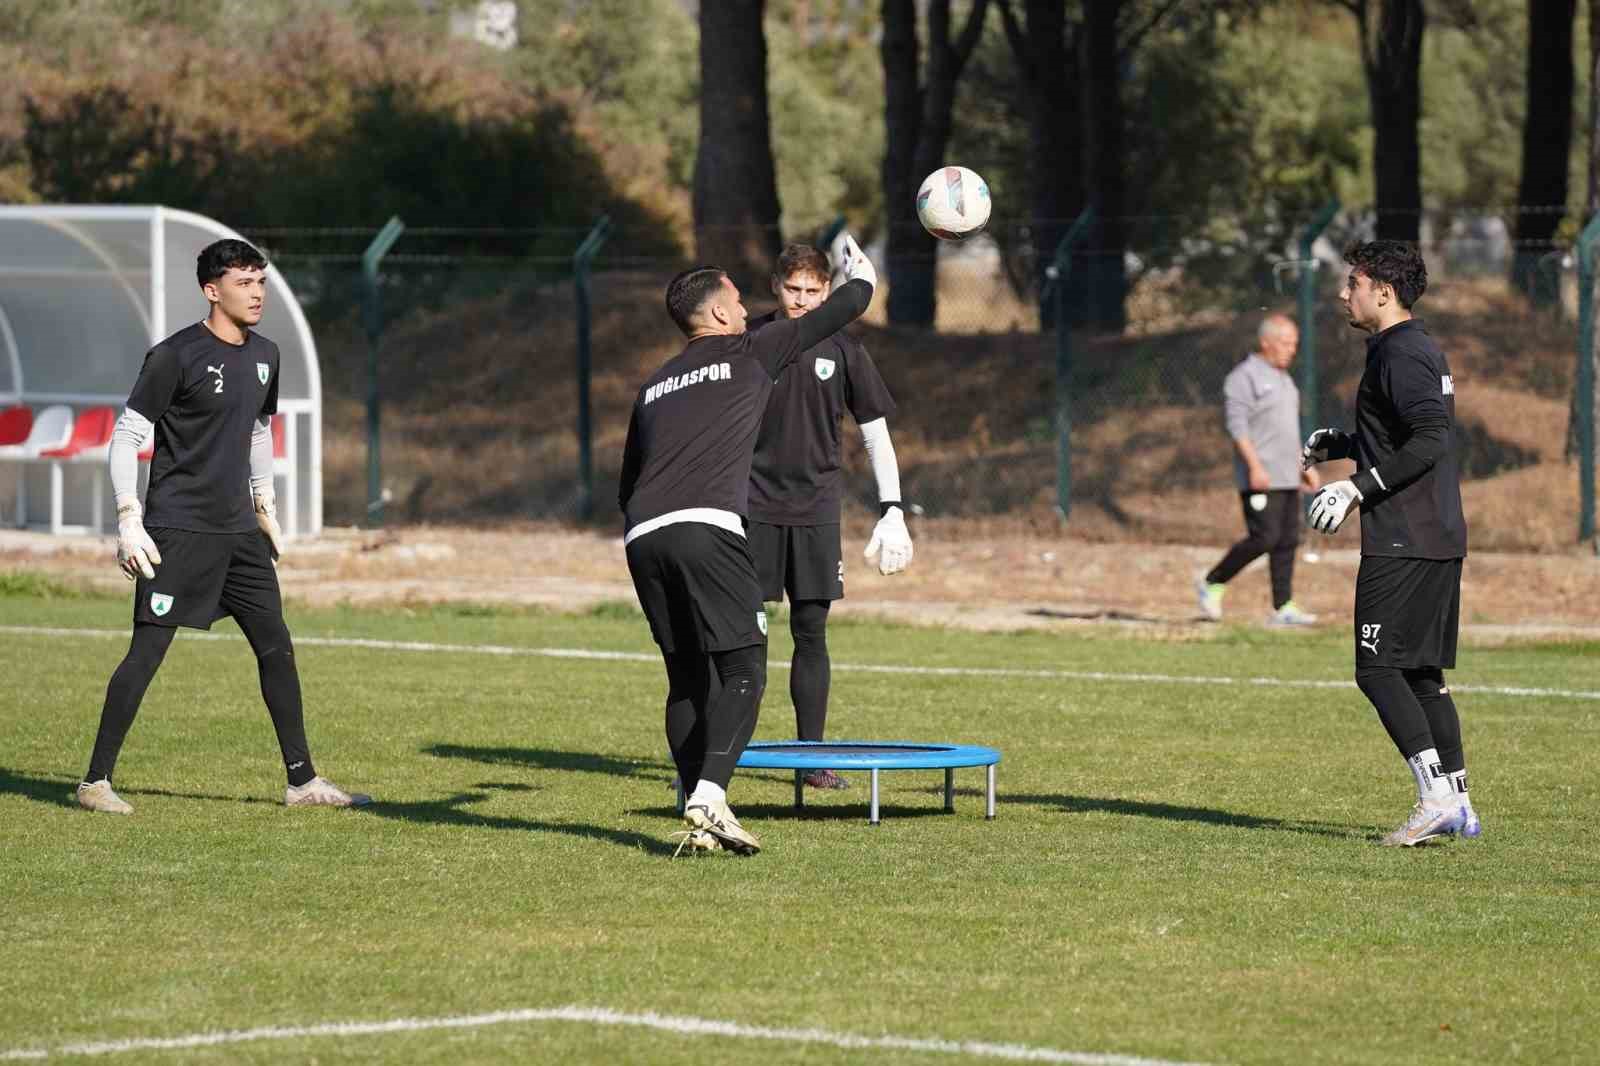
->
[1360,639,1380,655]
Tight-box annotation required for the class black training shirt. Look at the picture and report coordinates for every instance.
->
[126,322,280,534]
[619,279,872,534]
[1348,318,1467,559]
[747,310,896,525]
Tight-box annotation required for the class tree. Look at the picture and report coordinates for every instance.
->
[694,0,783,284]
[1339,0,1425,242]
[1511,0,1576,304]
[881,0,990,327]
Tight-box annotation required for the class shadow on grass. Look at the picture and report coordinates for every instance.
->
[1008,792,1362,839]
[423,744,672,782]
[365,787,676,856]
[0,767,79,809]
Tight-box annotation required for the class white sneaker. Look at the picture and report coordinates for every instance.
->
[1267,601,1318,626]
[77,779,133,814]
[285,776,372,807]
[683,797,760,855]
[1195,576,1224,621]
[1379,802,1463,847]
[669,828,723,858]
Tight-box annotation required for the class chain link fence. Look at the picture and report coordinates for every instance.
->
[247,211,1588,551]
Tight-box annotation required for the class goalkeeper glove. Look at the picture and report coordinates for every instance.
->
[835,232,878,291]
[864,504,912,575]
[254,488,285,561]
[1301,427,1354,469]
[1307,480,1362,534]
[115,501,162,581]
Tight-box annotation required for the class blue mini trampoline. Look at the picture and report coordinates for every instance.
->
[677,741,1001,825]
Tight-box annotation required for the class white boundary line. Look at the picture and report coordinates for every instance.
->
[2,624,1597,701]
[0,1004,1213,1064]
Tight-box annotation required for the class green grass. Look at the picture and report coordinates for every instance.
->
[2,591,1598,1065]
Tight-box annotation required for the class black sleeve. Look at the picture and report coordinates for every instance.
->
[618,406,642,512]
[261,346,280,419]
[844,341,896,425]
[748,279,872,378]
[125,343,181,423]
[1353,350,1451,498]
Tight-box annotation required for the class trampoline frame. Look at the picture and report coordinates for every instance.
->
[674,741,1001,826]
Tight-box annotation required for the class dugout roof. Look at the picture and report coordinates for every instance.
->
[0,205,323,534]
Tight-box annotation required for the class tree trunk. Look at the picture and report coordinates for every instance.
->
[1358,0,1425,243]
[693,0,781,286]
[881,0,989,327]
[1001,0,1082,330]
[1081,0,1126,331]
[1512,0,1576,304]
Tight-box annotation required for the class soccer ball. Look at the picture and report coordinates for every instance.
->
[915,166,991,241]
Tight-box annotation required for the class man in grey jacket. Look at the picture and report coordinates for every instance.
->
[1196,314,1320,625]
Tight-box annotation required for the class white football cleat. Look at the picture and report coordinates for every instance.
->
[1379,802,1463,847]
[1266,601,1318,627]
[1195,576,1224,622]
[1457,805,1482,839]
[683,797,760,855]
[285,776,372,808]
[76,779,133,815]
[669,828,723,858]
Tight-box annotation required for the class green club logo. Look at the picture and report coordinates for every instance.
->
[814,358,836,381]
[257,362,270,385]
[150,593,173,617]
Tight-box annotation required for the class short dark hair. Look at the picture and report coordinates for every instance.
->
[1343,240,1427,309]
[197,238,268,288]
[665,266,727,336]
[773,243,830,283]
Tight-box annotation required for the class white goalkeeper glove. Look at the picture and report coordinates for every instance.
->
[834,231,878,291]
[254,488,285,561]
[1307,479,1362,534]
[1302,427,1354,470]
[864,505,913,575]
[115,501,162,581]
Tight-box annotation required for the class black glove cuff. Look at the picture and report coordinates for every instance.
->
[879,501,903,518]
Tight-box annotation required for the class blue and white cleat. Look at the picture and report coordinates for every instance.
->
[1379,802,1464,847]
[1457,805,1482,839]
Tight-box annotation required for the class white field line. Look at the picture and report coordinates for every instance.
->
[0,1004,1214,1064]
[2,624,1598,701]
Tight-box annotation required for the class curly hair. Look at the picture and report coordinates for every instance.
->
[773,243,830,283]
[196,239,267,288]
[1343,240,1427,309]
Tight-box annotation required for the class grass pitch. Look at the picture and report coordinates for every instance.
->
[1,582,1597,1065]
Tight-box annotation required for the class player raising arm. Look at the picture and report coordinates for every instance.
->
[1302,240,1477,847]
[77,239,367,815]
[619,236,877,855]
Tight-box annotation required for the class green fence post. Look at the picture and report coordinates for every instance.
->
[1296,200,1340,441]
[361,215,405,528]
[1045,207,1096,520]
[573,215,612,521]
[1576,214,1600,545]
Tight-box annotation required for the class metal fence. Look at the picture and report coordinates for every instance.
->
[246,211,1592,551]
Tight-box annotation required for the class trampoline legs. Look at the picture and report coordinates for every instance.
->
[944,768,955,813]
[869,768,880,826]
[985,764,996,820]
[793,769,804,810]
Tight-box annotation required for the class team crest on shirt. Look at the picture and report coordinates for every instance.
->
[257,362,270,385]
[814,358,836,381]
[756,610,768,637]
[150,593,173,617]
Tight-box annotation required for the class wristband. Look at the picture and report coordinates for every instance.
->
[879,501,903,518]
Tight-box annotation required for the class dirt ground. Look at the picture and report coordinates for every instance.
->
[5,521,1599,644]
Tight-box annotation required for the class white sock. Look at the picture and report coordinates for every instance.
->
[1449,769,1471,809]
[1407,748,1452,807]
[688,780,726,808]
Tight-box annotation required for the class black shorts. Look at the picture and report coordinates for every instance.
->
[625,522,768,654]
[748,520,844,603]
[1354,556,1462,670]
[134,528,282,630]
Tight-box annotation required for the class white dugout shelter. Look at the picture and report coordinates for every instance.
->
[0,205,322,537]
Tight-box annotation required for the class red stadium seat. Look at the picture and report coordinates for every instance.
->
[39,406,117,459]
[0,406,32,447]
[271,413,286,458]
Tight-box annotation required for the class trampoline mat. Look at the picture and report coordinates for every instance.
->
[738,741,1000,770]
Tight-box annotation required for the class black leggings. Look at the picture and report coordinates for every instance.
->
[85,615,315,786]
[1355,664,1463,772]
[788,600,831,741]
[663,643,767,792]
[1206,489,1301,608]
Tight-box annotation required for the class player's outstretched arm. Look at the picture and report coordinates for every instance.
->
[859,417,912,575]
[250,418,284,560]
